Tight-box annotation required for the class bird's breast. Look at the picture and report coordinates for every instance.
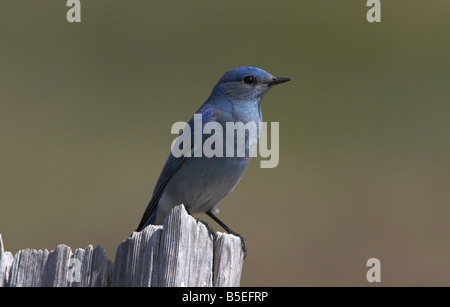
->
[163,155,250,213]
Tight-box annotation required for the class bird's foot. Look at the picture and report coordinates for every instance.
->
[205,211,247,259]
[196,218,218,242]
[227,230,247,259]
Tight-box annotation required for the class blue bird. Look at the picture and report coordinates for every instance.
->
[136,67,290,251]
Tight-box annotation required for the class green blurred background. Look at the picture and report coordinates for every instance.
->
[1,0,449,286]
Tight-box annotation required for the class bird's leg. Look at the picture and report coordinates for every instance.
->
[206,211,247,259]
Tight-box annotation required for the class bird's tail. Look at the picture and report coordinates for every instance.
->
[135,204,159,232]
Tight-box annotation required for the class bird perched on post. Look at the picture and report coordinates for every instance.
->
[136,67,290,255]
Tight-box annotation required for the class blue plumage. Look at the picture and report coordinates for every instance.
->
[136,67,290,231]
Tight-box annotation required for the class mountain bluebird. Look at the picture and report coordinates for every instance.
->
[136,67,290,251]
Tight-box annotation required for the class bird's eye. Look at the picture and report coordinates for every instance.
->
[243,75,255,85]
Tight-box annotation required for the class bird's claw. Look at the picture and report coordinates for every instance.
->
[197,218,218,242]
[228,231,247,259]
[197,218,247,259]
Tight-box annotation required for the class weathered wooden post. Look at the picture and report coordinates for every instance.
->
[0,205,244,287]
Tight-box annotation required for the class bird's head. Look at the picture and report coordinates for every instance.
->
[214,67,290,103]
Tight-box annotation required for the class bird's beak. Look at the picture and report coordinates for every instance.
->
[267,77,291,86]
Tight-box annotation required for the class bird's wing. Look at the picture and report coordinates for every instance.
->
[135,107,217,231]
